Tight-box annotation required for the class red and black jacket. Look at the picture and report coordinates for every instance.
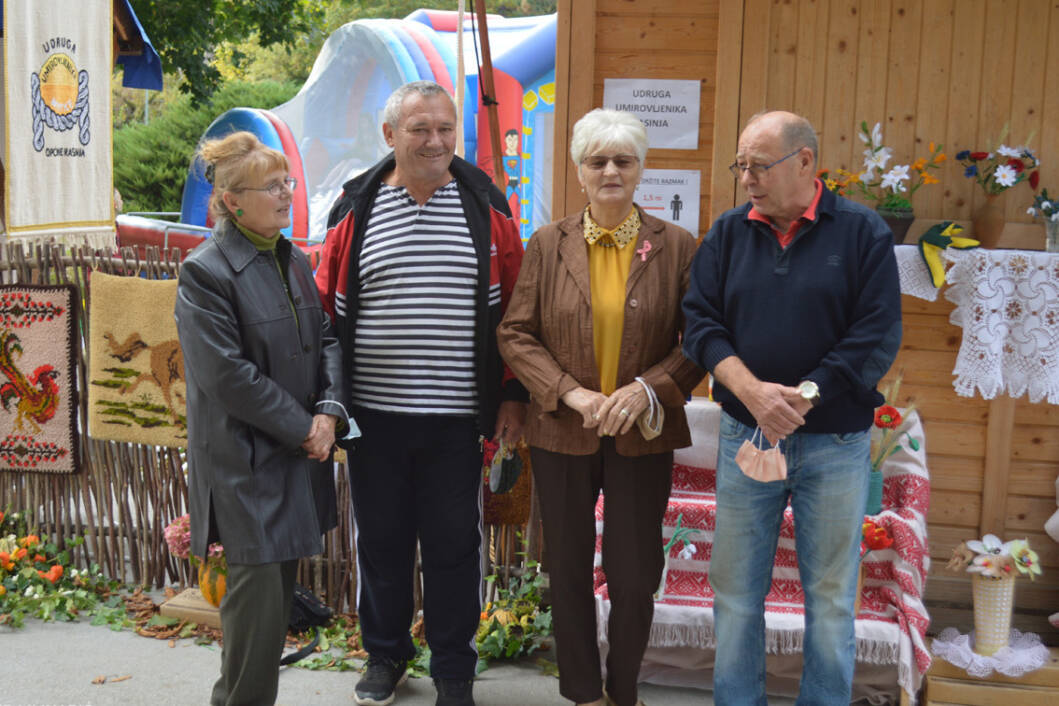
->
[315,153,527,438]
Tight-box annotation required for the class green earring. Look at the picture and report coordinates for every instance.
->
[236,208,244,217]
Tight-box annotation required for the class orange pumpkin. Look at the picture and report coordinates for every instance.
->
[198,559,227,608]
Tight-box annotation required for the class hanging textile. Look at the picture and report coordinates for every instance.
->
[2,0,116,249]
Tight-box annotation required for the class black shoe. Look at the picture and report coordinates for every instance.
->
[354,655,408,706]
[434,678,475,706]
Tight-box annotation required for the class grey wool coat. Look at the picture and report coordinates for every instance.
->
[175,220,348,565]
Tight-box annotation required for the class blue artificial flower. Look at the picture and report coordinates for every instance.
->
[964,165,978,178]
[955,150,970,161]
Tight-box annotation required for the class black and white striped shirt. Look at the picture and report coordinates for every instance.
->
[352,181,479,415]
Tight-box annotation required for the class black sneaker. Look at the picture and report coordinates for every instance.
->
[434,678,475,706]
[354,655,408,706]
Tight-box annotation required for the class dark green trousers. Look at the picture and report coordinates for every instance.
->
[210,559,297,706]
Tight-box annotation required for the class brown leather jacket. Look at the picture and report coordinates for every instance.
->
[497,207,704,456]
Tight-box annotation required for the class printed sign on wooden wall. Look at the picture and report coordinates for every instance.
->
[603,78,700,150]
[635,169,701,232]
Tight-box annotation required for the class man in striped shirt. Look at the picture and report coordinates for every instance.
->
[315,81,526,706]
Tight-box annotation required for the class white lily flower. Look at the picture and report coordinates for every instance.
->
[1051,212,1059,222]
[880,165,910,192]
[997,144,1021,158]
[863,146,893,175]
[679,543,697,560]
[1028,207,1038,216]
[870,122,883,147]
[1041,201,1052,211]
[994,164,1017,187]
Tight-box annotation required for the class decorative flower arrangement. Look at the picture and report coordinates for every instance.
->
[655,513,701,600]
[871,373,921,473]
[1026,188,1059,223]
[955,129,1040,196]
[1,508,129,629]
[164,513,223,564]
[477,552,553,666]
[946,534,1041,581]
[821,122,945,213]
[861,518,894,557]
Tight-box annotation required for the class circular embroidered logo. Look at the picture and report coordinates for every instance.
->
[30,51,91,152]
[39,54,78,116]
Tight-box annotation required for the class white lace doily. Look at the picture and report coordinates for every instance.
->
[944,249,1059,404]
[895,244,941,301]
[931,627,1051,678]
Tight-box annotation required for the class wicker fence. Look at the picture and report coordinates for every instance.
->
[0,241,540,613]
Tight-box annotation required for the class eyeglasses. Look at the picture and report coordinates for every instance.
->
[240,177,297,197]
[581,154,640,171]
[729,148,803,179]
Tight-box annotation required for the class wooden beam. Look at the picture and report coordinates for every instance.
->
[980,395,1016,537]
[709,0,744,228]
[551,0,596,223]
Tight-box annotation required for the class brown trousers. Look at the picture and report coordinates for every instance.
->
[531,438,673,706]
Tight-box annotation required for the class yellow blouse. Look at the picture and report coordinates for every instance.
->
[584,207,640,395]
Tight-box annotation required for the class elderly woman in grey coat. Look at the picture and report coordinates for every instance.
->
[175,131,351,706]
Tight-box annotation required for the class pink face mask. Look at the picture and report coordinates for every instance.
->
[734,428,787,482]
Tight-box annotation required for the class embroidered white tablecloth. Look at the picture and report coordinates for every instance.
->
[895,245,941,302]
[593,398,933,702]
[944,249,1059,404]
[931,627,1051,678]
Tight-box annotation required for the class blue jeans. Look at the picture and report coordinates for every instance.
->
[711,412,869,706]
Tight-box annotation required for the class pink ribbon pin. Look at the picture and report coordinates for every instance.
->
[637,240,652,261]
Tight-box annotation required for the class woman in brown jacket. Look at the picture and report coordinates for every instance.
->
[497,109,704,706]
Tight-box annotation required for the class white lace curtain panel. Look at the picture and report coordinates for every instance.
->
[944,249,1059,404]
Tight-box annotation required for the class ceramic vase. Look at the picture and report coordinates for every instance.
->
[971,194,1005,249]
[1046,219,1059,253]
[971,573,1015,655]
[876,207,914,245]
[865,469,884,516]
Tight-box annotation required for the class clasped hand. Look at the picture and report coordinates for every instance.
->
[562,382,648,437]
[301,413,337,461]
[746,382,813,445]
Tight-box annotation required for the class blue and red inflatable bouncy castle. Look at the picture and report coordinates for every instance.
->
[176,10,556,246]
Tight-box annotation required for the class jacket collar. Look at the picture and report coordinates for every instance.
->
[556,204,666,303]
[214,219,290,273]
[740,181,840,226]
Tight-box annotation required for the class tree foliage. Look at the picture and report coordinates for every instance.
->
[128,0,323,104]
[135,0,556,101]
[114,81,300,214]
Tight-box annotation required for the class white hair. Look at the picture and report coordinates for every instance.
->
[569,109,649,165]
[383,81,457,128]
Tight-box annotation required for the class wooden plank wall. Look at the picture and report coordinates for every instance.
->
[711,0,1059,645]
[552,0,720,238]
[711,0,1059,245]
[554,0,1059,643]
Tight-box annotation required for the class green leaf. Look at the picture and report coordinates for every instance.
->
[146,614,181,628]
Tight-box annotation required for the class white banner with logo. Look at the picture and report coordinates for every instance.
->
[3,0,115,248]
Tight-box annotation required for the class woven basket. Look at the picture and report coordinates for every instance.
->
[972,573,1015,655]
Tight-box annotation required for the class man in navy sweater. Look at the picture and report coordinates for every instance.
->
[682,111,901,705]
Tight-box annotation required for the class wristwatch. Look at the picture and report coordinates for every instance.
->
[797,380,820,407]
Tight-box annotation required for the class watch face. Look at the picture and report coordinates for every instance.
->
[799,381,819,400]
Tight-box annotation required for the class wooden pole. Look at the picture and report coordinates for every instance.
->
[473,0,506,190]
